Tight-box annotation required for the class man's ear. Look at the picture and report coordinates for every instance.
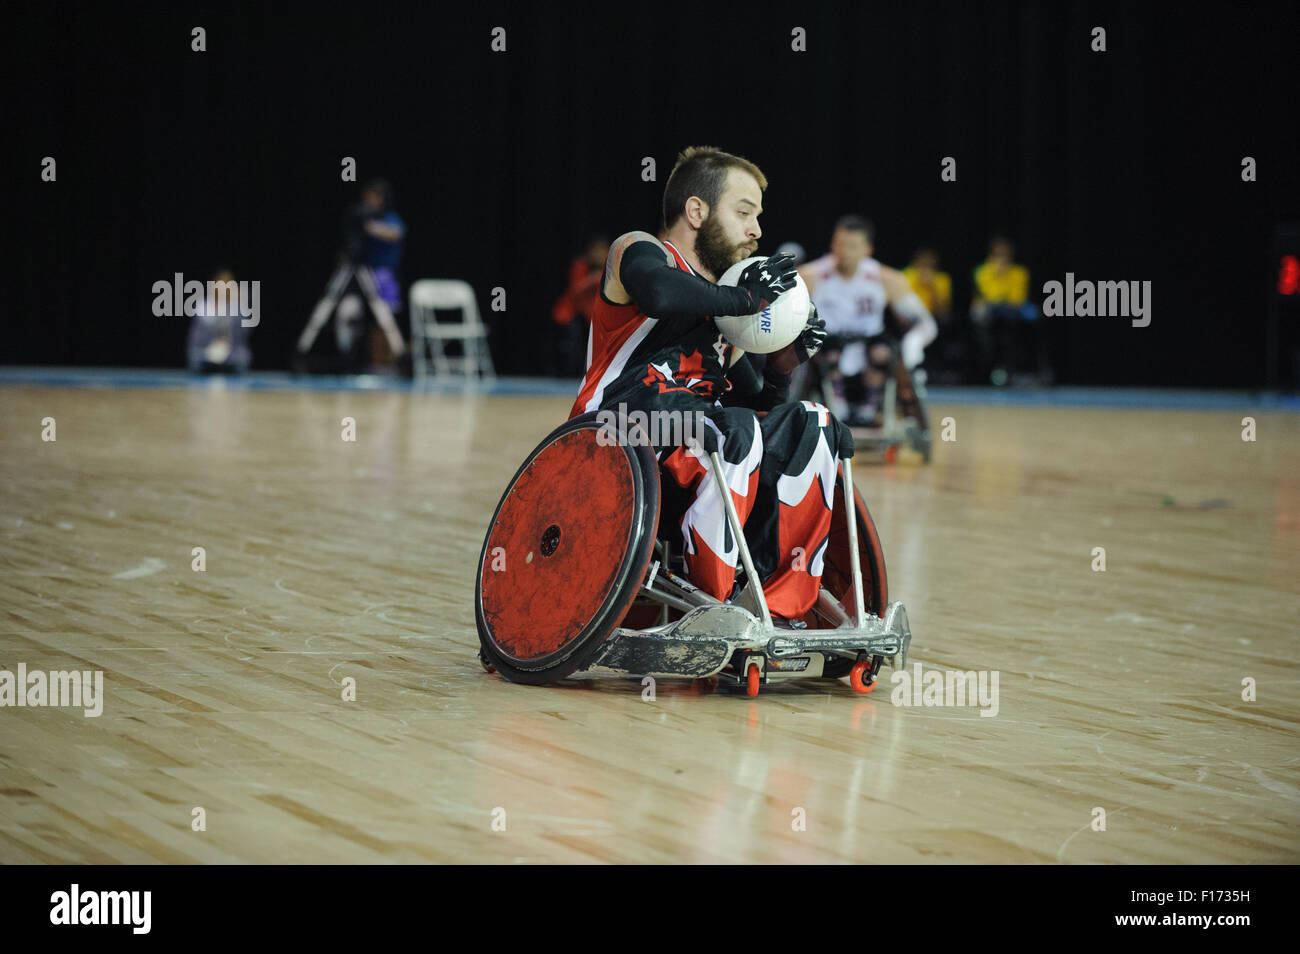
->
[685,196,709,228]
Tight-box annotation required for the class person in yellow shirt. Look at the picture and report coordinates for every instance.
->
[971,238,1046,385]
[903,249,961,384]
[903,248,952,320]
[973,240,1029,311]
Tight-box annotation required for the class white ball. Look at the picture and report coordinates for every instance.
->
[715,256,811,354]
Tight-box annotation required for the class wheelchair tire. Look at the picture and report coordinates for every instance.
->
[817,483,889,678]
[476,412,661,684]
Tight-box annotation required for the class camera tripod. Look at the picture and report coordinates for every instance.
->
[296,261,407,359]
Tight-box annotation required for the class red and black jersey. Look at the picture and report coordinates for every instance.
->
[569,240,743,418]
[566,236,843,621]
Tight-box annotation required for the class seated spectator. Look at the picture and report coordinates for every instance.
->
[904,248,961,383]
[903,248,951,319]
[971,238,1047,385]
[550,236,608,377]
[187,268,252,373]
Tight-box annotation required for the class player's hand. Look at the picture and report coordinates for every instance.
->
[901,327,925,369]
[737,253,798,312]
[794,302,827,364]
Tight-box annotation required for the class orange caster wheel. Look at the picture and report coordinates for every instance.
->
[849,659,877,694]
[884,444,899,464]
[746,661,761,697]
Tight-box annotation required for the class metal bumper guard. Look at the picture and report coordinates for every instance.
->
[588,600,911,680]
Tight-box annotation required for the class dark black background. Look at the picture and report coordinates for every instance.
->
[9,0,1300,385]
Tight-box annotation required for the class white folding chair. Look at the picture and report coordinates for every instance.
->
[408,279,496,380]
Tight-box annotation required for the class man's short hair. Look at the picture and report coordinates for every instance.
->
[663,146,768,229]
[834,215,875,245]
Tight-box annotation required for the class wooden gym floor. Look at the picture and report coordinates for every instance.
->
[1,381,1297,863]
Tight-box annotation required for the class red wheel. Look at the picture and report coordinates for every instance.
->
[476,413,660,684]
[746,661,761,697]
[884,444,899,464]
[849,660,877,694]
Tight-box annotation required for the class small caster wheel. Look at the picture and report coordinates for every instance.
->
[746,661,761,697]
[884,444,899,464]
[478,650,496,674]
[849,659,877,694]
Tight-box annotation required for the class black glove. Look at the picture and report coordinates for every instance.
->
[736,253,798,312]
[794,301,827,364]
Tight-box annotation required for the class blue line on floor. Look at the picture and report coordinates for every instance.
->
[2,367,1297,411]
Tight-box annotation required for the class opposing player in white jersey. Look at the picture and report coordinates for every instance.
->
[799,216,937,425]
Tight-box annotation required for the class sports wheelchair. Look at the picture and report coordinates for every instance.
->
[793,333,933,463]
[474,410,912,696]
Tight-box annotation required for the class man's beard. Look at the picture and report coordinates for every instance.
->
[696,214,749,280]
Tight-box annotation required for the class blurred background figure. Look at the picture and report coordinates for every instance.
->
[903,248,951,320]
[296,179,408,372]
[354,179,405,304]
[186,268,252,373]
[903,248,961,384]
[971,237,1046,385]
[800,217,888,423]
[800,216,937,425]
[550,236,607,377]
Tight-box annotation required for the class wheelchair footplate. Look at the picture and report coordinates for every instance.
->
[585,599,911,696]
